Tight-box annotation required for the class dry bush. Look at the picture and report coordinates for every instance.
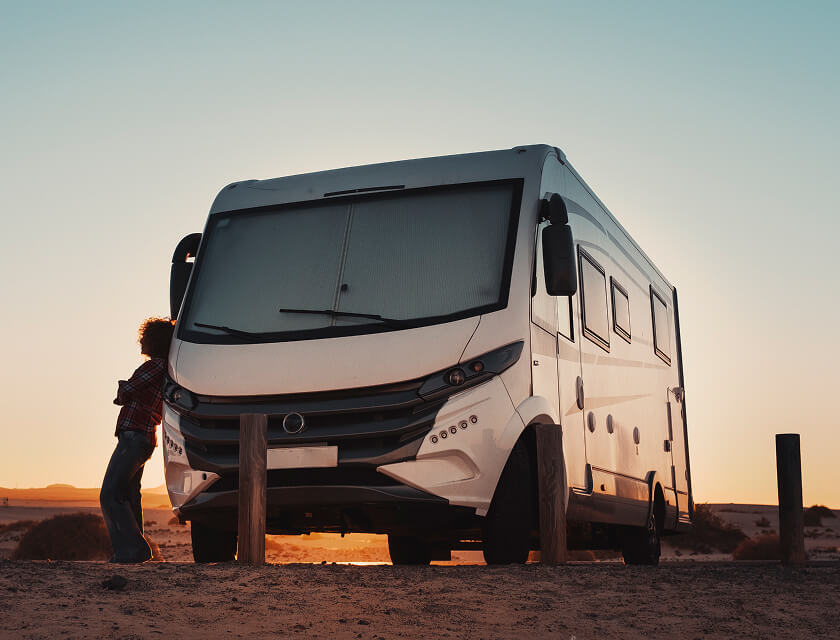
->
[807,505,836,518]
[13,513,112,560]
[803,510,821,527]
[804,505,835,527]
[167,514,185,526]
[0,520,36,535]
[12,513,163,561]
[732,534,781,561]
[754,516,771,527]
[670,503,747,553]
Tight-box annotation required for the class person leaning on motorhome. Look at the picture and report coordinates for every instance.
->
[100,317,174,563]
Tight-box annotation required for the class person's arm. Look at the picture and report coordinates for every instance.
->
[114,360,163,404]
[114,380,129,405]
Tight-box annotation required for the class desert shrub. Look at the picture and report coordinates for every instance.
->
[808,505,836,518]
[803,510,822,527]
[0,520,36,535]
[13,513,112,560]
[167,515,184,526]
[670,503,747,553]
[804,505,835,527]
[754,516,771,527]
[732,534,780,561]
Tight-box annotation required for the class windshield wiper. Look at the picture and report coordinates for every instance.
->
[194,322,266,341]
[278,308,408,327]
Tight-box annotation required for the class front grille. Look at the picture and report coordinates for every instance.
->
[173,377,446,475]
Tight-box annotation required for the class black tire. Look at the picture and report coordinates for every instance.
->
[482,439,533,564]
[621,511,661,566]
[388,535,432,565]
[191,522,237,563]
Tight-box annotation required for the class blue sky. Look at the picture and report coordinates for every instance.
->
[1,1,838,505]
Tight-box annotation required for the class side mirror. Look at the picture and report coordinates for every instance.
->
[540,192,568,225]
[542,222,577,296]
[170,233,202,318]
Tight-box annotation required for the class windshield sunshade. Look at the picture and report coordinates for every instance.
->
[180,180,521,343]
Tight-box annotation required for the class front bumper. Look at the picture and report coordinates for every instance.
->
[162,375,453,524]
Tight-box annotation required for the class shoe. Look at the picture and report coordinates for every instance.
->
[109,550,153,564]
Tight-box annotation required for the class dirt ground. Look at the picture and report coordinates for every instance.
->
[2,499,839,638]
[1,560,838,639]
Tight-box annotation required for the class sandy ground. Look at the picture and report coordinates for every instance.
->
[2,498,839,638]
[1,560,838,639]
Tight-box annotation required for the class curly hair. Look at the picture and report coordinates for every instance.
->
[138,317,175,359]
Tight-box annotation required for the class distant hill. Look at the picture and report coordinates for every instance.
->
[0,483,169,504]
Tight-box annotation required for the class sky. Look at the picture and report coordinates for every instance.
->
[1,1,838,507]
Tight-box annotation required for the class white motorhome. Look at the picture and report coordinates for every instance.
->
[163,145,692,565]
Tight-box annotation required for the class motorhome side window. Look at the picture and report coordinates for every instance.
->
[650,287,671,364]
[579,248,610,351]
[557,295,573,341]
[611,277,631,343]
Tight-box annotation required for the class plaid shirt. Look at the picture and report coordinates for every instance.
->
[114,357,167,446]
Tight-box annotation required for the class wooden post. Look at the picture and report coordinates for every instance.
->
[775,433,807,567]
[238,413,267,565]
[536,424,567,564]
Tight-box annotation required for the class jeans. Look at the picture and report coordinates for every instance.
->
[100,430,155,562]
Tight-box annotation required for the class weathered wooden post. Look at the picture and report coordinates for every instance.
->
[536,424,568,564]
[238,413,267,565]
[775,433,807,567]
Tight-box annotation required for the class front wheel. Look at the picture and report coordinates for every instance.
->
[191,522,237,563]
[482,439,533,564]
[621,511,661,565]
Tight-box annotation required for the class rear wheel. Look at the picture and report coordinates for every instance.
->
[388,535,432,565]
[482,439,533,564]
[191,522,237,563]
[621,510,661,565]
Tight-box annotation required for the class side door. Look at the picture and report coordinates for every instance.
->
[577,246,617,496]
[653,286,691,524]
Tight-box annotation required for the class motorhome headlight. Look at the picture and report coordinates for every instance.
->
[446,369,466,386]
[165,381,197,411]
[418,341,524,400]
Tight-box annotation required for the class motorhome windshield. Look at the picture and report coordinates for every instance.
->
[179,180,521,343]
